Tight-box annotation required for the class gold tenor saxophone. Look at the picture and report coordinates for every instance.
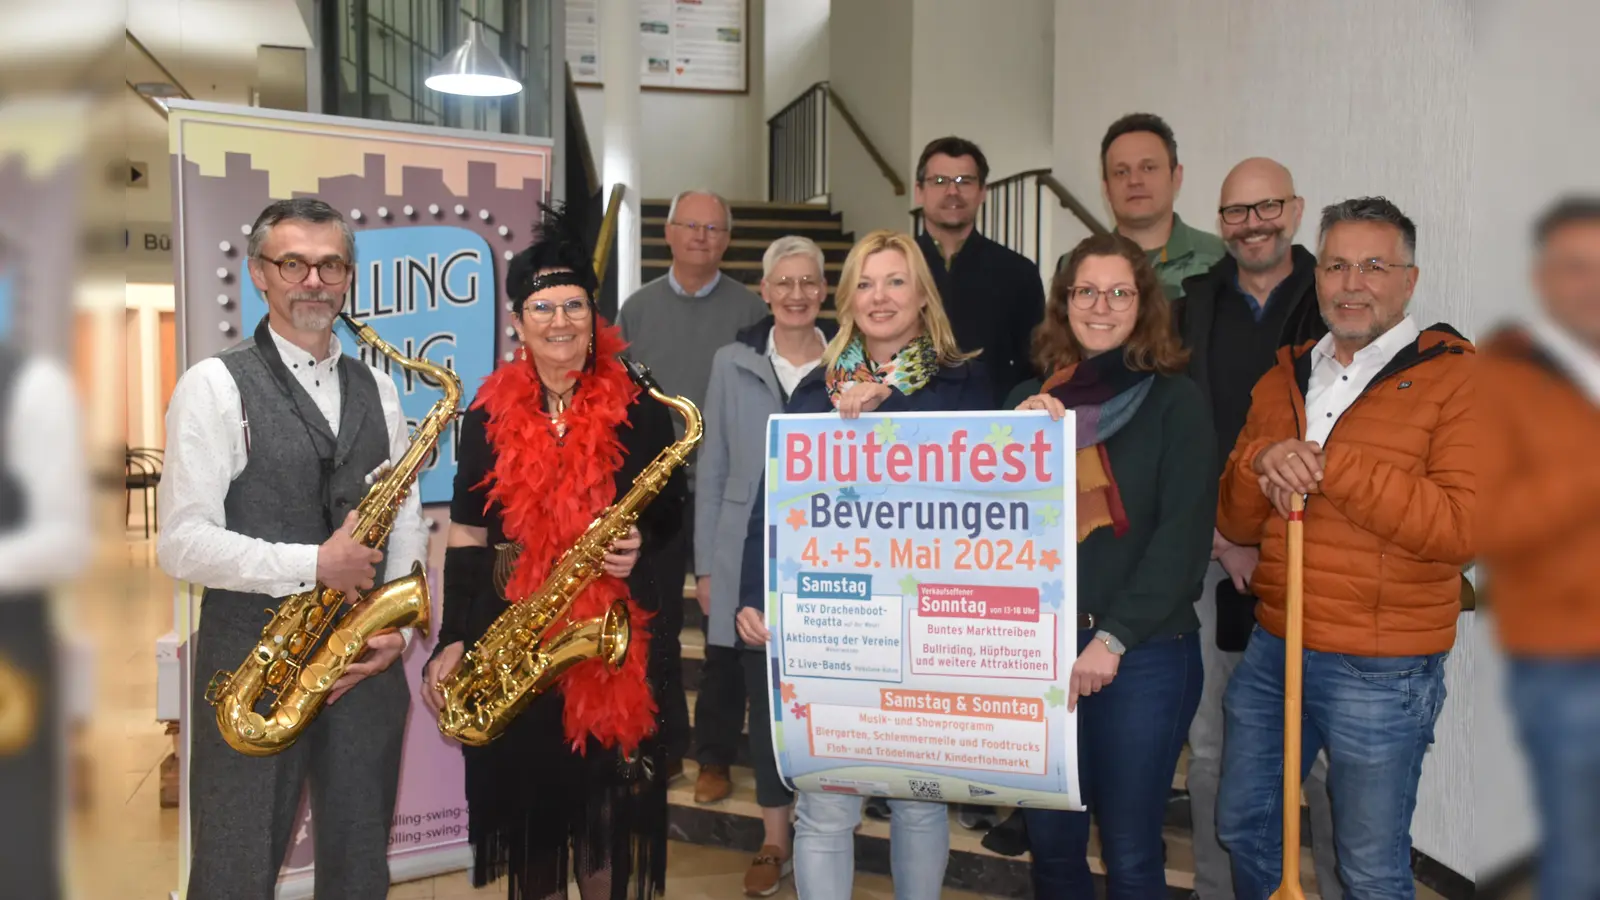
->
[435,359,701,747]
[205,312,459,756]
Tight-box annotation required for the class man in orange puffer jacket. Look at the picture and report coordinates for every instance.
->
[1214,197,1474,900]
[1478,197,1600,900]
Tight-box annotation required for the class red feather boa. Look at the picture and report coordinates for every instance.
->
[472,321,657,755]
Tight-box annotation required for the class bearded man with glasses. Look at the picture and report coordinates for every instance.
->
[1168,158,1339,900]
[158,197,428,899]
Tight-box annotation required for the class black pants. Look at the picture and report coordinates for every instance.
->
[648,501,692,763]
[694,633,747,767]
[741,649,793,808]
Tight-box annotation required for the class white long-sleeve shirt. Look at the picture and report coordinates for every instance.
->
[1304,315,1421,446]
[0,355,91,595]
[157,324,428,643]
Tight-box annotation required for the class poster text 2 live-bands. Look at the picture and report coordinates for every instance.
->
[763,410,1084,811]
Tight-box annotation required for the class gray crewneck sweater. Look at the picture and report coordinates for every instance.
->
[617,272,767,435]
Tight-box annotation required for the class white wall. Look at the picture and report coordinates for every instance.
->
[909,0,1053,187]
[1056,0,1477,877]
[764,0,829,121]
[1053,0,1472,333]
[826,0,913,235]
[574,0,766,203]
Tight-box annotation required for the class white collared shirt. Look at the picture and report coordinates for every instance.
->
[1529,311,1600,405]
[766,328,826,397]
[0,354,91,594]
[157,324,428,644]
[1304,315,1422,446]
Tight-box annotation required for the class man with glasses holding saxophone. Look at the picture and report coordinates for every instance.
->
[159,198,428,899]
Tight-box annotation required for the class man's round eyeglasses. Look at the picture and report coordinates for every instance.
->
[770,277,823,299]
[524,298,593,321]
[1219,197,1296,225]
[257,256,351,285]
[1068,286,1138,311]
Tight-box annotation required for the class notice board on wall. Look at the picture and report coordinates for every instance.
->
[567,0,749,94]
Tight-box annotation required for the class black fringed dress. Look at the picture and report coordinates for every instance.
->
[437,351,685,900]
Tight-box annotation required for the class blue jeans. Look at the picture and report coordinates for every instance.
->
[1219,625,1447,900]
[1024,630,1203,899]
[792,791,949,900]
[1508,656,1600,900]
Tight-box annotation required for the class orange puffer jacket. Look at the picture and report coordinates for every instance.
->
[1217,325,1475,656]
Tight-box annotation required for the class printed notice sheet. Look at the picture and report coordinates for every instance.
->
[762,411,1083,811]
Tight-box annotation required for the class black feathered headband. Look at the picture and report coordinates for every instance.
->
[506,201,598,315]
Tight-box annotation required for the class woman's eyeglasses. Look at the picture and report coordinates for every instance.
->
[1067,285,1138,311]
[523,298,593,321]
[769,277,823,299]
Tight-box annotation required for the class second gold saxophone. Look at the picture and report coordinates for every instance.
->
[435,359,701,747]
[205,313,458,756]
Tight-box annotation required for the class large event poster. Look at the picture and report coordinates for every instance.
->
[567,0,748,93]
[167,100,552,896]
[763,411,1085,811]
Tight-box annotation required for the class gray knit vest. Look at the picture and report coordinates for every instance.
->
[211,321,392,601]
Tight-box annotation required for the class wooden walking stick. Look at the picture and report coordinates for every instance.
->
[1271,491,1307,900]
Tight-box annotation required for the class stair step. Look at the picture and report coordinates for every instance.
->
[662,760,1327,898]
[642,238,853,265]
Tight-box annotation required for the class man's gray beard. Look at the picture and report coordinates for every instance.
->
[288,294,340,331]
[1229,233,1292,273]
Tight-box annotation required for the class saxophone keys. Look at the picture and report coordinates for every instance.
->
[265,660,291,687]
[301,663,335,692]
[329,628,364,658]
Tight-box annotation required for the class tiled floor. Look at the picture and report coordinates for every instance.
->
[63,513,1001,899]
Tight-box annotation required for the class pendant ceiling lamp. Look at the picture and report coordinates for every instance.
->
[426,16,523,97]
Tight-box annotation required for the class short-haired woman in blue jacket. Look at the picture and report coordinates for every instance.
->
[693,235,836,895]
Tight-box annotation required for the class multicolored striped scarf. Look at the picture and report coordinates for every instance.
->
[824,333,938,407]
[1039,351,1153,542]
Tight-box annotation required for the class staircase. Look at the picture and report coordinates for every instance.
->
[664,573,1346,900]
[639,199,852,313]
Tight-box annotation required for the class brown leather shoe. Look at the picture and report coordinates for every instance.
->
[743,844,791,896]
[693,763,733,803]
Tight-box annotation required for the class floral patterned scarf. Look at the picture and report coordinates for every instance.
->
[824,333,938,407]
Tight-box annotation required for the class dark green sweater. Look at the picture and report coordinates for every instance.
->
[1009,373,1217,650]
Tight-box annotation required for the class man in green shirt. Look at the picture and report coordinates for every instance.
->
[1056,112,1225,302]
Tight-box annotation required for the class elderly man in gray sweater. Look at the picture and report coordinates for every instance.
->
[618,189,765,798]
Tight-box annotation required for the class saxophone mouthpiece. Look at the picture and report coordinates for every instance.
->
[621,357,664,394]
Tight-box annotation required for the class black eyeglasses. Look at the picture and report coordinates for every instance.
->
[1219,197,1296,225]
[921,175,982,190]
[256,256,351,285]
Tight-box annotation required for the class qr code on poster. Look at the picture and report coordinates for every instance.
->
[908,779,943,801]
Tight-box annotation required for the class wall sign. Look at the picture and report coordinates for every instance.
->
[567,0,749,94]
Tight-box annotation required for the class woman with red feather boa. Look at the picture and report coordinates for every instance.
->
[423,204,685,900]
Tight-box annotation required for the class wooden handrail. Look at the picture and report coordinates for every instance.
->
[822,83,906,197]
[911,167,1106,236]
[1037,172,1108,236]
[592,183,625,282]
[565,62,601,197]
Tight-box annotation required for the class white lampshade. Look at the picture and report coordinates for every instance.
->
[425,19,523,97]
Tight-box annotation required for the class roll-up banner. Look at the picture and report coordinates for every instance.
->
[763,410,1085,811]
[167,100,552,897]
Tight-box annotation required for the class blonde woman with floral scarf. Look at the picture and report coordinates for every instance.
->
[732,230,989,900]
